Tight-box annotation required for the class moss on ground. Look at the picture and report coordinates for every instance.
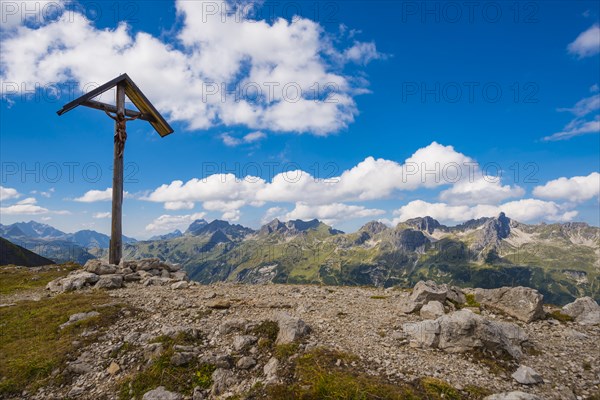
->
[547,310,574,323]
[274,343,300,360]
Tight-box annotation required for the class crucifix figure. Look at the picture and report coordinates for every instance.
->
[57,74,174,265]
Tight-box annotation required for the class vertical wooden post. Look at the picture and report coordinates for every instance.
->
[109,83,126,265]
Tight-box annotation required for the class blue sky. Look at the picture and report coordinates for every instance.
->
[1,0,599,239]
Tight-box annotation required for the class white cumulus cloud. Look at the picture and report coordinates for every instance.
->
[93,212,111,219]
[392,199,578,225]
[74,188,130,202]
[533,172,600,203]
[1,0,383,136]
[145,212,207,233]
[439,177,524,205]
[281,202,385,225]
[568,24,600,58]
[0,186,20,201]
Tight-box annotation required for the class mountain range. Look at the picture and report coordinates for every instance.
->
[0,221,137,264]
[2,216,599,305]
[107,214,599,305]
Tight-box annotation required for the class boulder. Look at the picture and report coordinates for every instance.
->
[170,271,188,281]
[136,258,167,271]
[124,273,142,282]
[83,259,117,275]
[410,280,448,305]
[95,274,123,290]
[143,277,173,287]
[420,301,445,319]
[403,309,528,359]
[484,392,542,400]
[511,365,543,385]
[473,286,545,323]
[562,297,600,325]
[446,286,467,304]
[275,313,310,344]
[168,263,182,272]
[400,281,465,313]
[46,271,99,292]
[142,387,182,400]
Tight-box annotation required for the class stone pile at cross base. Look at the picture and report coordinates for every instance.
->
[46,258,189,292]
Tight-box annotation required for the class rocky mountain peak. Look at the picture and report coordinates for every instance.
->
[184,219,209,236]
[359,221,389,235]
[491,212,511,240]
[404,216,442,234]
[186,219,254,240]
[471,212,512,254]
[259,219,341,236]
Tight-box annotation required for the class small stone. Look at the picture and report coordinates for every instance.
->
[142,386,182,400]
[60,311,100,329]
[211,368,237,395]
[263,357,279,382]
[171,352,195,366]
[484,392,542,400]
[171,281,188,290]
[67,362,92,375]
[68,386,85,397]
[236,356,256,370]
[107,361,120,375]
[192,386,206,400]
[232,335,257,351]
[276,313,310,344]
[207,300,231,309]
[512,366,543,385]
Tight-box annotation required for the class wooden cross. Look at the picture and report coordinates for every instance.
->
[57,74,174,265]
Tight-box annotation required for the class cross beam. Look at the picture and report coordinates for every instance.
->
[81,99,157,123]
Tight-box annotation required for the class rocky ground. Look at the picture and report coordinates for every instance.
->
[1,260,599,400]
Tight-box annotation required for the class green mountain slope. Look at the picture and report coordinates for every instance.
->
[0,237,55,267]
[116,215,599,305]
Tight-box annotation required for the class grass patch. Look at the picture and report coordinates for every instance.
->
[0,291,121,396]
[370,295,389,300]
[547,310,574,323]
[110,342,136,359]
[463,384,493,398]
[421,377,461,400]
[118,332,212,400]
[261,348,475,399]
[275,343,300,360]
[0,264,80,295]
[583,362,592,371]
[467,349,515,376]
[251,320,279,343]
